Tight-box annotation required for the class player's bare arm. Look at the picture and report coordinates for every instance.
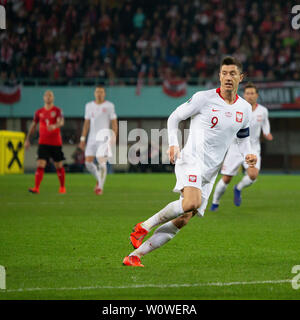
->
[47,117,64,131]
[25,121,37,149]
[167,96,197,165]
[264,133,273,141]
[79,119,90,150]
[110,118,118,145]
[237,134,256,168]
[167,145,180,164]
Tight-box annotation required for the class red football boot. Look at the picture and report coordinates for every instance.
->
[94,182,103,195]
[122,255,144,267]
[130,222,149,249]
[28,187,39,194]
[59,186,66,194]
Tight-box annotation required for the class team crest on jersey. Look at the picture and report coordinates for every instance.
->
[102,108,107,113]
[236,112,243,123]
[50,111,56,118]
[189,175,197,183]
[225,112,232,118]
[257,115,263,122]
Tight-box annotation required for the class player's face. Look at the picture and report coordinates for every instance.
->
[43,91,54,104]
[219,65,243,93]
[244,88,258,105]
[94,88,106,101]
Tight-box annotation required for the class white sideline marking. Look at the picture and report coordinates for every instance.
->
[3,279,292,293]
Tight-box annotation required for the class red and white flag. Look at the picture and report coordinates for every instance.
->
[0,85,21,104]
[163,79,187,98]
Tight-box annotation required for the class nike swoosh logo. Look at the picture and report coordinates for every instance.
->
[212,109,220,112]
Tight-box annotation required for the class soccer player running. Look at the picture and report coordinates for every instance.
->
[123,56,257,267]
[79,86,118,195]
[25,90,66,194]
[210,82,273,210]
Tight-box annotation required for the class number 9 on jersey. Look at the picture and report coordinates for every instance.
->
[211,116,218,128]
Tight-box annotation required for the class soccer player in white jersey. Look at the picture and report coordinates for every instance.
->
[210,82,273,210]
[123,56,257,267]
[79,86,118,195]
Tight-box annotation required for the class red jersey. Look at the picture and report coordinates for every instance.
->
[33,106,63,146]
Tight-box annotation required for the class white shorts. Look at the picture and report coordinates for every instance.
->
[173,158,216,217]
[85,140,112,158]
[221,143,261,176]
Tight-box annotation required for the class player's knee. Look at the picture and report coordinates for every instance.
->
[85,161,94,171]
[98,160,107,169]
[248,173,256,180]
[54,162,63,169]
[249,172,258,180]
[248,169,258,181]
[183,199,201,212]
[37,160,46,168]
[222,175,232,184]
[191,200,201,210]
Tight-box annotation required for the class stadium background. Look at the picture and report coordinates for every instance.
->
[0,0,299,173]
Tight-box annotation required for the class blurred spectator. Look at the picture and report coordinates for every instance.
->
[1,0,299,83]
[133,8,145,30]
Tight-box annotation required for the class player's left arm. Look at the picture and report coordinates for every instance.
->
[25,121,37,149]
[109,104,118,144]
[237,135,257,168]
[110,119,118,144]
[55,116,64,128]
[47,109,64,131]
[236,108,257,167]
[262,109,273,141]
[167,92,206,163]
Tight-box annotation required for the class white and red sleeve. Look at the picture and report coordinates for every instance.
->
[167,92,206,147]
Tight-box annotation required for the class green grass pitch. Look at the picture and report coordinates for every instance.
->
[0,172,300,300]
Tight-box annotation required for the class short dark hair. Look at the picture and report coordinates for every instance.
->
[220,56,243,73]
[95,85,105,90]
[244,82,258,93]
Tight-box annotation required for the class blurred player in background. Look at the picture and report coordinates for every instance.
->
[79,86,118,195]
[210,82,273,210]
[123,56,257,267]
[25,90,66,194]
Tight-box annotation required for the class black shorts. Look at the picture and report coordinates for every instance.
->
[37,144,65,162]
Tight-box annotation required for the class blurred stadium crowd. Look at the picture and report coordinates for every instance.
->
[1,0,299,85]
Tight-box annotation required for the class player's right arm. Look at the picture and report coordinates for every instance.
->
[262,108,273,141]
[25,121,37,149]
[25,111,39,149]
[79,119,90,150]
[167,92,205,164]
[79,103,91,150]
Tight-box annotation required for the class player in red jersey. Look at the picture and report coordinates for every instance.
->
[25,90,66,194]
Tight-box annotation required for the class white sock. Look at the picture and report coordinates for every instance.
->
[130,221,180,258]
[237,175,255,191]
[85,162,102,186]
[98,162,107,189]
[142,199,184,231]
[212,178,228,204]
